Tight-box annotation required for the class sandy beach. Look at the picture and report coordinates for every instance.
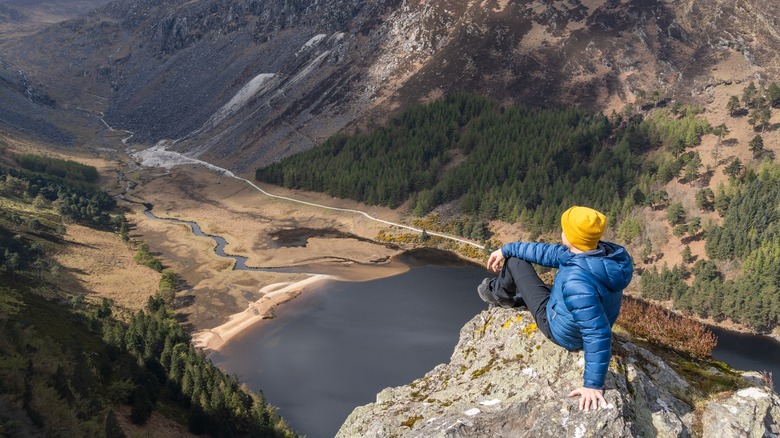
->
[191,274,333,351]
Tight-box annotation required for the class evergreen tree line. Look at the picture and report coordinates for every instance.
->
[256,94,711,239]
[0,291,127,437]
[640,164,780,331]
[0,165,117,228]
[0,222,45,277]
[706,165,780,261]
[102,297,296,437]
[640,258,780,332]
[16,153,99,184]
[258,94,495,208]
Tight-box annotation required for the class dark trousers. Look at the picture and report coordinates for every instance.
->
[490,257,555,342]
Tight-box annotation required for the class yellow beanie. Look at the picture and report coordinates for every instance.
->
[561,206,607,251]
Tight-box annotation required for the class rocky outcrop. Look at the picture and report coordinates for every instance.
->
[338,308,780,437]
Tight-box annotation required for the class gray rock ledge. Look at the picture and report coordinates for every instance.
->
[337,308,780,438]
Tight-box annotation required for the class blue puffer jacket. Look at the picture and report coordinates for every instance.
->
[501,241,633,389]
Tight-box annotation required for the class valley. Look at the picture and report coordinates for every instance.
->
[4,54,780,344]
[5,134,414,329]
[4,75,780,438]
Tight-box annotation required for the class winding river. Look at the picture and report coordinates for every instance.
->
[141,205,269,271]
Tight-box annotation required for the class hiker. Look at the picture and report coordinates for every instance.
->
[477,206,633,412]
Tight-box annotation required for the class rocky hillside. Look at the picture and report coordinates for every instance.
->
[0,0,113,37]
[338,308,780,437]
[0,55,74,145]
[1,0,780,172]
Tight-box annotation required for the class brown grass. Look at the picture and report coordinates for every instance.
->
[51,223,162,311]
[761,371,774,389]
[617,296,718,359]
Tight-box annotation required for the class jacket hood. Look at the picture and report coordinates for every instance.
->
[563,241,633,291]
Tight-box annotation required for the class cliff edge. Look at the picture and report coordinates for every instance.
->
[338,308,780,437]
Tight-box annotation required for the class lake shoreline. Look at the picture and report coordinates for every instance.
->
[192,274,333,352]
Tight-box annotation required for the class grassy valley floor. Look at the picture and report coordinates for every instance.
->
[121,163,411,337]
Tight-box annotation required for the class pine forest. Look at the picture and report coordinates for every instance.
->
[257,89,780,332]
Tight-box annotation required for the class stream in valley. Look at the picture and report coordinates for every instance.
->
[142,206,268,271]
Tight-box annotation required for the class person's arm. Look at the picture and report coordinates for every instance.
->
[562,278,612,410]
[500,242,567,268]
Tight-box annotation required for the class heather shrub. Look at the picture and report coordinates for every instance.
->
[617,296,717,358]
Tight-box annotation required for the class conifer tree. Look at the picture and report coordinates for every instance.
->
[688,217,702,237]
[743,81,758,108]
[130,386,154,424]
[714,183,731,216]
[711,123,729,162]
[695,188,715,211]
[749,134,764,158]
[768,82,780,107]
[640,238,653,263]
[104,410,127,438]
[681,245,693,264]
[726,95,741,116]
[666,202,686,225]
[724,158,743,181]
[684,152,702,184]
[748,107,771,132]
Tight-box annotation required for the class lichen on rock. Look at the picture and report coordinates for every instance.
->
[337,308,780,437]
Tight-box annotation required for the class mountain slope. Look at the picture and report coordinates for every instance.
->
[1,0,779,172]
[0,0,114,37]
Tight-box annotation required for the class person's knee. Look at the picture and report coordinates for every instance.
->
[504,257,535,277]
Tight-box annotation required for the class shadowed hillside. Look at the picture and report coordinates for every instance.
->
[0,0,114,37]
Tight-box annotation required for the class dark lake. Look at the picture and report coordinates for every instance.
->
[210,250,488,438]
[209,249,780,438]
[710,326,780,390]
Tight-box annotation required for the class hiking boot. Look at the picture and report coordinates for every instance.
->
[477,278,499,308]
[478,278,518,309]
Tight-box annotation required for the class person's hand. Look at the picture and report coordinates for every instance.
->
[486,249,505,272]
[568,387,605,412]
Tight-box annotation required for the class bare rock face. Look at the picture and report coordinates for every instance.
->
[337,308,780,437]
[702,386,780,438]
